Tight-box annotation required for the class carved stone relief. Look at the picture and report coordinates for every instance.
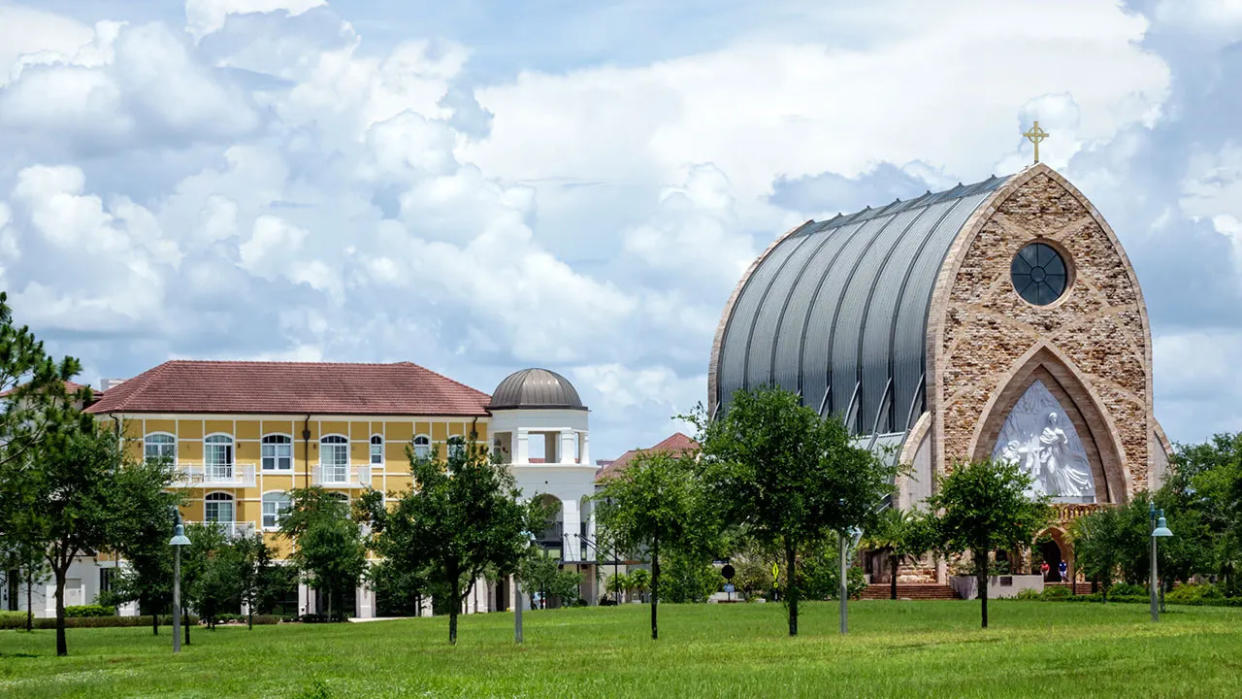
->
[991,380,1096,503]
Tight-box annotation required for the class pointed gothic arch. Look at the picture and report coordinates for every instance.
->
[969,344,1131,503]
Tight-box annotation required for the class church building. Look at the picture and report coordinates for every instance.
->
[709,163,1171,582]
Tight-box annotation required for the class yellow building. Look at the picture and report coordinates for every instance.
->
[84,359,494,617]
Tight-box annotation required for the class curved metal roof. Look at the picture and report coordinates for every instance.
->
[712,174,1011,434]
[488,368,586,411]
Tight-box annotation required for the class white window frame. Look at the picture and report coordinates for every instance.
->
[204,433,234,480]
[204,491,235,524]
[413,434,431,459]
[369,434,384,467]
[261,433,293,472]
[261,491,291,530]
[143,432,176,465]
[320,434,349,484]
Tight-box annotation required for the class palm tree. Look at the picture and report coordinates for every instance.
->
[864,508,933,600]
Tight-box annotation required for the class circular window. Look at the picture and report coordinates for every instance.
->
[1011,242,1068,306]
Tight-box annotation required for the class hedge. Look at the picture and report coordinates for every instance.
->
[0,614,199,630]
[65,604,116,617]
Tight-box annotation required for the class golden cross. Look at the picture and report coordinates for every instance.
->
[1023,121,1050,164]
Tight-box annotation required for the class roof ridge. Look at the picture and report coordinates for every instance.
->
[813,173,1012,231]
[112,360,172,412]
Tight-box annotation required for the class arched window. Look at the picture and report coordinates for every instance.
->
[262,491,291,530]
[261,434,292,471]
[320,435,349,483]
[144,433,175,465]
[370,435,384,466]
[412,434,431,459]
[205,492,234,524]
[204,435,234,480]
[448,435,466,459]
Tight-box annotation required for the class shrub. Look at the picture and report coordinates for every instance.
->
[1166,583,1225,605]
[0,614,199,630]
[1041,586,1072,600]
[64,604,116,617]
[1015,588,1042,601]
[1108,583,1146,597]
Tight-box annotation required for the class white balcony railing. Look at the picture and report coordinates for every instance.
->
[192,521,256,539]
[172,464,257,488]
[313,464,371,488]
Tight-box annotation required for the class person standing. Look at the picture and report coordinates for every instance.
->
[1040,561,1050,580]
[1059,560,1069,586]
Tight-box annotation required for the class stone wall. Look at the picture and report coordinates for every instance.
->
[930,166,1153,499]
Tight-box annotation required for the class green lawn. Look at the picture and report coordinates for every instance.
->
[2,601,1240,697]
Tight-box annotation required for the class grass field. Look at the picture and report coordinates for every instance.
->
[2,601,1241,698]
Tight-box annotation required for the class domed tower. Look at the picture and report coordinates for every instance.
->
[488,369,594,569]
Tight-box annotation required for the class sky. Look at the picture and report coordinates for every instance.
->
[0,0,1239,462]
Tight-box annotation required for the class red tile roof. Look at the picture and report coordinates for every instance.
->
[85,360,491,417]
[595,432,699,481]
[1,380,96,399]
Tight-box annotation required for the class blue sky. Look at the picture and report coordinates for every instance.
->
[0,0,1239,461]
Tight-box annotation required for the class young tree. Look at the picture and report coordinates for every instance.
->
[281,488,367,620]
[232,533,281,629]
[517,549,583,608]
[929,459,1051,628]
[692,387,897,636]
[363,434,531,643]
[0,537,48,632]
[863,507,937,600]
[595,451,709,639]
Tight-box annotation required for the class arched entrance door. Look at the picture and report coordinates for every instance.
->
[1039,540,1063,581]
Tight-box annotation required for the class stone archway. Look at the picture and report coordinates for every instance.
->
[1036,526,1074,584]
[969,345,1130,504]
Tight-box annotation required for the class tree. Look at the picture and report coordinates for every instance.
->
[627,568,651,602]
[595,451,709,639]
[0,537,48,632]
[517,549,582,608]
[9,419,178,655]
[605,572,629,602]
[661,551,719,603]
[363,434,531,643]
[1070,504,1125,596]
[232,534,287,627]
[929,459,1051,628]
[863,507,937,600]
[692,387,897,636]
[282,488,367,620]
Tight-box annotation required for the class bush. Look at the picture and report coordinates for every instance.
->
[64,604,116,617]
[1109,583,1147,597]
[1166,583,1226,605]
[1015,588,1042,601]
[0,614,198,630]
[1041,585,1073,600]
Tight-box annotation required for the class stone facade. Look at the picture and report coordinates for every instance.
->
[927,164,1156,501]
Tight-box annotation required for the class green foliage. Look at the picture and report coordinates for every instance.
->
[595,450,712,637]
[1041,585,1073,600]
[0,613,199,630]
[692,387,897,634]
[1015,588,1042,601]
[362,434,531,643]
[800,546,867,601]
[929,458,1051,628]
[282,488,367,621]
[1108,582,1146,597]
[627,568,651,597]
[517,550,582,607]
[661,553,719,603]
[63,604,116,617]
[1165,583,1225,605]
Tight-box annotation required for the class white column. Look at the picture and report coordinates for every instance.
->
[357,583,375,619]
[515,429,530,464]
[579,432,590,465]
[559,430,576,464]
[298,582,311,616]
[562,498,581,562]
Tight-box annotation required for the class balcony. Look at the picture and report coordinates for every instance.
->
[172,464,257,488]
[193,521,256,539]
[313,464,372,488]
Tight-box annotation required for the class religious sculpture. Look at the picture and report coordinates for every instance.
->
[991,381,1095,502]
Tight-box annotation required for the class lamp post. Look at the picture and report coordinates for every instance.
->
[840,527,863,635]
[169,523,191,653]
[1149,504,1173,622]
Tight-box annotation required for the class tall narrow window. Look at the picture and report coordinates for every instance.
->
[262,434,292,471]
[320,435,349,484]
[448,435,466,459]
[205,492,234,524]
[413,434,431,459]
[370,435,384,467]
[144,433,175,465]
[262,492,291,529]
[204,435,234,480]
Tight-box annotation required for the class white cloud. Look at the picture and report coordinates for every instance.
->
[185,0,326,40]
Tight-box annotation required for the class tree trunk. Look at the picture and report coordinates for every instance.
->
[248,601,253,630]
[54,565,67,656]
[976,548,988,629]
[890,552,899,601]
[183,605,190,645]
[25,569,33,633]
[448,577,459,644]
[650,539,659,640]
[151,599,158,635]
[785,537,798,636]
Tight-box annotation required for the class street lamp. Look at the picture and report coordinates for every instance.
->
[169,523,191,652]
[840,526,863,635]
[1149,504,1173,622]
